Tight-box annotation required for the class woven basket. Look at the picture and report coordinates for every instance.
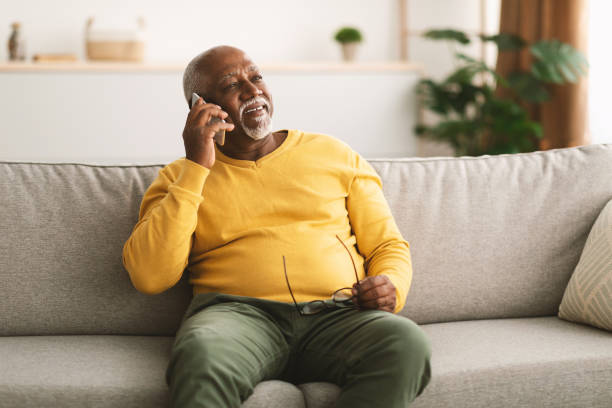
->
[85,17,145,62]
[86,41,144,62]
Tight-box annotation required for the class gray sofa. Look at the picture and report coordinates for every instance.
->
[1,143,611,408]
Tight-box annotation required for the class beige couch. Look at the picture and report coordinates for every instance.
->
[1,143,611,407]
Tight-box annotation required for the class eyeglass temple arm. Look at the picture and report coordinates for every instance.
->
[335,234,360,283]
[282,256,302,314]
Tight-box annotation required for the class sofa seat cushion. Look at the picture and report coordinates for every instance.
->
[295,317,612,408]
[2,318,610,408]
[0,336,174,408]
[0,336,304,408]
[413,316,612,408]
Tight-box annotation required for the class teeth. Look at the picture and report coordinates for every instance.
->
[246,106,264,113]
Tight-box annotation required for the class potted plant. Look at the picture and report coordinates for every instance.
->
[334,26,363,62]
[415,29,588,156]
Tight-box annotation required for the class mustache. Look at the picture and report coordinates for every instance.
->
[239,96,270,118]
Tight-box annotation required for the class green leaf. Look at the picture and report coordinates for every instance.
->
[421,119,483,154]
[455,53,508,86]
[423,29,470,45]
[525,122,543,139]
[446,84,481,115]
[334,27,363,43]
[506,72,550,103]
[479,97,542,154]
[446,66,480,84]
[414,124,429,136]
[530,40,588,83]
[455,53,478,64]
[417,79,452,115]
[417,79,454,115]
[480,33,526,51]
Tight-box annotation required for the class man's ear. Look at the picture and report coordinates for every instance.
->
[201,92,216,105]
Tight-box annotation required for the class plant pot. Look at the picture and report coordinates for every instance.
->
[341,42,359,62]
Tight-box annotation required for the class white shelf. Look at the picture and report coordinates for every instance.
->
[0,61,423,73]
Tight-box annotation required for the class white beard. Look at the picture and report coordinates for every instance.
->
[239,96,273,140]
[242,115,273,140]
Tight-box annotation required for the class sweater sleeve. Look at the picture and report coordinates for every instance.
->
[346,153,413,314]
[122,159,210,294]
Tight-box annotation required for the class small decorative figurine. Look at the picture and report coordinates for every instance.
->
[8,22,26,61]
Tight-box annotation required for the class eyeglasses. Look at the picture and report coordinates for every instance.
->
[283,234,360,316]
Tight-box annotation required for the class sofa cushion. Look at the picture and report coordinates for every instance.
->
[2,318,609,408]
[243,381,305,408]
[412,316,612,408]
[298,382,340,408]
[369,144,612,323]
[559,198,612,331]
[0,336,173,408]
[0,162,192,336]
[295,317,612,408]
[0,336,305,408]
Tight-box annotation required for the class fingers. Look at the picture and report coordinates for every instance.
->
[186,103,234,141]
[188,98,227,121]
[190,102,229,126]
[352,275,396,312]
[208,119,235,132]
[357,295,396,312]
[353,275,393,297]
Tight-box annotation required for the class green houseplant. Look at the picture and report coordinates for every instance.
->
[334,26,363,61]
[415,29,588,156]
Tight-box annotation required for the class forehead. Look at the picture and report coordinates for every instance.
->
[207,51,258,82]
[218,64,259,83]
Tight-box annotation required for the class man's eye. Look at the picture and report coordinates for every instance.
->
[253,75,263,81]
[222,82,239,92]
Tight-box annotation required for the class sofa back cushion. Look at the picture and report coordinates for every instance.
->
[369,144,612,323]
[1,144,611,334]
[0,162,192,336]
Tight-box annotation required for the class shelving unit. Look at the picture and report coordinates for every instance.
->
[0,61,423,73]
[398,0,490,62]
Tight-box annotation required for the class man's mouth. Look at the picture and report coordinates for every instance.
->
[244,104,267,116]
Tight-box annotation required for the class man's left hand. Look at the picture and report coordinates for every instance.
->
[351,275,396,313]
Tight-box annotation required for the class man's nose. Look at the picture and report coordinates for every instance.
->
[243,81,263,99]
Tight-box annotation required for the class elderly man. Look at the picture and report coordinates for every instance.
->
[122,45,431,408]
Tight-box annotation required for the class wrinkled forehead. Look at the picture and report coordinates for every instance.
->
[217,63,259,83]
[212,51,258,79]
[199,51,258,89]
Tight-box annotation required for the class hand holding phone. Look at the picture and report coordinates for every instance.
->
[183,93,234,169]
[191,93,226,146]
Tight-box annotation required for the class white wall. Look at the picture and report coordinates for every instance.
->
[0,68,421,163]
[409,0,501,79]
[588,0,612,145]
[0,0,501,162]
[1,0,399,63]
[1,0,499,71]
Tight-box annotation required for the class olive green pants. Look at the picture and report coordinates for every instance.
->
[166,293,431,407]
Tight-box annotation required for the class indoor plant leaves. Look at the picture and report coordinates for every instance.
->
[415,29,587,156]
[530,40,588,84]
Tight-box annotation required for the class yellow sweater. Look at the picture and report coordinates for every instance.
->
[122,130,412,313]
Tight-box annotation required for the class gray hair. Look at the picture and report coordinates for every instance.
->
[182,51,207,107]
[182,46,243,107]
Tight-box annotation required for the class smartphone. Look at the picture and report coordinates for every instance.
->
[191,92,226,146]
